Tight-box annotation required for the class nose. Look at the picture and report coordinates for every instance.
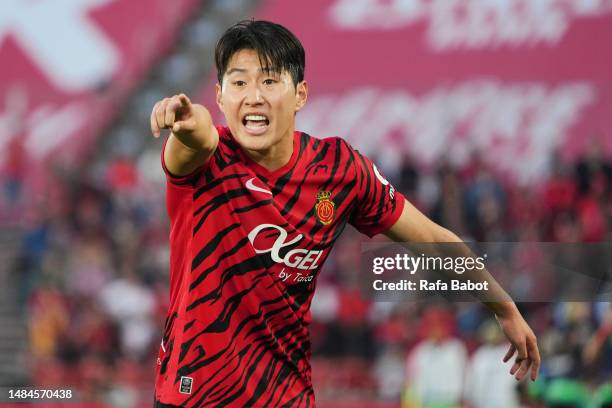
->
[245,84,264,106]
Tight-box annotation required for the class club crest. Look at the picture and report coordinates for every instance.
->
[315,191,335,225]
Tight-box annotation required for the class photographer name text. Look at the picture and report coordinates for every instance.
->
[373,279,489,291]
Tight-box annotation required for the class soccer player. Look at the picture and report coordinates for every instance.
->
[150,20,540,407]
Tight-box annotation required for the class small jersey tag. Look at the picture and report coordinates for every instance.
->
[179,376,193,394]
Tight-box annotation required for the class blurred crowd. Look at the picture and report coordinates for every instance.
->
[1,137,612,407]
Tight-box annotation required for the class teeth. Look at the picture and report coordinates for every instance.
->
[245,115,267,121]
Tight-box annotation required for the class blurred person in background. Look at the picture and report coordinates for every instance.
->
[403,307,467,408]
[98,266,156,360]
[149,19,539,408]
[464,319,521,408]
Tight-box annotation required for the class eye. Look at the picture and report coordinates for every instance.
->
[233,80,246,87]
[263,78,277,85]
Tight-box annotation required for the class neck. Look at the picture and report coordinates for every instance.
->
[245,129,295,171]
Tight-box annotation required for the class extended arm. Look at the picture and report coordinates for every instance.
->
[385,199,541,381]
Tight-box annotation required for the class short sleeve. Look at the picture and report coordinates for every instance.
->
[349,146,405,237]
[160,137,206,186]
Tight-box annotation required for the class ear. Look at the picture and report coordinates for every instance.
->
[295,80,308,112]
[215,83,224,113]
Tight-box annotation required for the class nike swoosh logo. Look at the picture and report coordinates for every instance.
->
[246,177,272,195]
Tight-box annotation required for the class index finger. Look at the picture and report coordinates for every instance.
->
[179,93,191,108]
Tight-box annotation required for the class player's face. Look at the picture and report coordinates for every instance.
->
[216,49,307,155]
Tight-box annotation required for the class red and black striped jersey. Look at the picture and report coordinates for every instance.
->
[154,126,404,407]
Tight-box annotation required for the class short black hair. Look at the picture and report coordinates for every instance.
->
[215,20,305,87]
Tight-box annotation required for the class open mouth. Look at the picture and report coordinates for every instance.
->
[242,114,270,135]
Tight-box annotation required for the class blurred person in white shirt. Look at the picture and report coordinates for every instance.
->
[403,307,467,408]
[465,319,521,408]
[98,266,156,359]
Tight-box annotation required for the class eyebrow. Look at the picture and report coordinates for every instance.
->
[226,66,282,76]
[226,68,247,75]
